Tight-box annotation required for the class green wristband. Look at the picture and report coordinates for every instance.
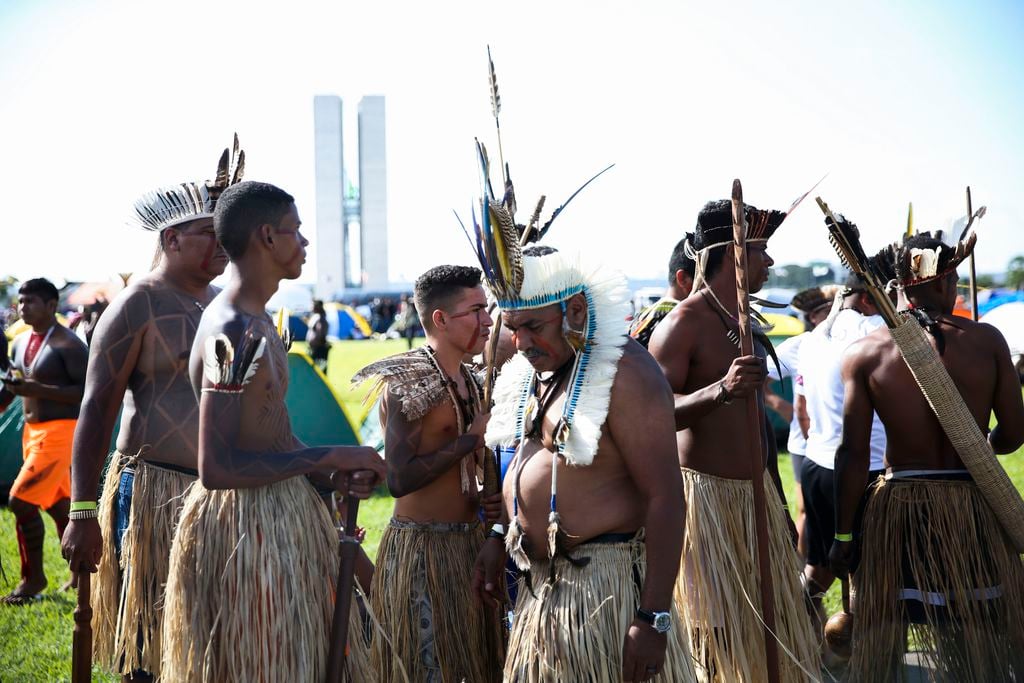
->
[70,501,98,512]
[834,532,853,542]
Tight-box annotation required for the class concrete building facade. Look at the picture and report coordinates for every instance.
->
[313,94,388,298]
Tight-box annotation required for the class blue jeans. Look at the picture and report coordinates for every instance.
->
[113,467,135,559]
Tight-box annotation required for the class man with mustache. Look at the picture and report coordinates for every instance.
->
[476,245,695,682]
[649,199,817,682]
[60,142,240,682]
[353,264,505,682]
[160,181,385,682]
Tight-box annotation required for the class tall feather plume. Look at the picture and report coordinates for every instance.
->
[537,164,616,240]
[520,196,547,245]
[487,45,506,188]
[215,149,230,189]
[785,172,828,216]
[906,202,914,237]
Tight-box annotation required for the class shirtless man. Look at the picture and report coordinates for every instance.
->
[160,181,385,683]
[831,230,1024,681]
[354,264,503,682]
[61,154,234,681]
[649,199,816,682]
[475,246,694,682]
[1,278,88,604]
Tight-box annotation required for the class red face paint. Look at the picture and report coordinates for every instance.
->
[531,335,560,360]
[462,319,482,355]
[199,235,218,273]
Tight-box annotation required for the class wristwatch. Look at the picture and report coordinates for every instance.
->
[636,608,672,634]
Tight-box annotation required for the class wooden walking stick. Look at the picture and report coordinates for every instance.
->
[966,187,980,322]
[72,572,93,683]
[326,491,363,683]
[481,313,503,497]
[731,179,781,683]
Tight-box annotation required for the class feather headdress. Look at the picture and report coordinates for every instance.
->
[462,48,625,570]
[131,133,246,232]
[456,47,614,307]
[893,204,985,288]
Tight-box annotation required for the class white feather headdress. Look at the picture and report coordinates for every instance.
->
[130,133,246,232]
[485,250,630,466]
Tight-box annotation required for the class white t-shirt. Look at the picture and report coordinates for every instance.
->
[768,332,808,456]
[798,309,886,471]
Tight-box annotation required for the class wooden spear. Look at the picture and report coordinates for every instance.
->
[326,492,363,683]
[967,187,979,322]
[481,312,503,497]
[731,179,781,683]
[71,572,93,683]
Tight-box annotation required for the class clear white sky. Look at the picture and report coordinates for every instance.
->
[1,0,1022,285]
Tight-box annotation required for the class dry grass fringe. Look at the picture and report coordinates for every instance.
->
[369,519,504,682]
[504,533,696,682]
[160,476,371,683]
[851,476,1024,682]
[112,458,194,676]
[92,452,127,670]
[676,468,819,683]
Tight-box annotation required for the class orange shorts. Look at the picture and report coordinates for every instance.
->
[11,418,76,510]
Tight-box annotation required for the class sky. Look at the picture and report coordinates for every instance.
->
[1,0,1022,287]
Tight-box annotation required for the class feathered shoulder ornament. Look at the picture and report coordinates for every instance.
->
[351,347,456,421]
[201,328,267,394]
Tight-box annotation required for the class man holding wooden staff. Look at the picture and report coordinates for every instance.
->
[831,224,1024,681]
[159,180,385,682]
[351,264,505,683]
[649,198,817,682]
[61,138,238,683]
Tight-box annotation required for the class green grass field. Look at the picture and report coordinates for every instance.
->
[1,338,1022,681]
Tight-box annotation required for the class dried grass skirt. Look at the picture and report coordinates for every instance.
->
[851,475,1024,682]
[369,518,504,682]
[504,531,696,682]
[92,453,195,676]
[160,476,370,683]
[676,468,818,683]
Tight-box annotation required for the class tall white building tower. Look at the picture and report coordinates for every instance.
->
[312,94,388,298]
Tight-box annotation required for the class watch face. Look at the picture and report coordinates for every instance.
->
[653,612,672,633]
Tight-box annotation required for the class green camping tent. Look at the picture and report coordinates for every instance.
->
[285,351,361,447]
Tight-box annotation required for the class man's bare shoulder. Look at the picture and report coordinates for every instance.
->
[842,326,892,369]
[613,338,673,401]
[963,318,1010,351]
[197,296,262,352]
[649,295,709,352]
[52,324,87,352]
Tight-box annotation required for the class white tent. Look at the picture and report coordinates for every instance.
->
[982,301,1024,359]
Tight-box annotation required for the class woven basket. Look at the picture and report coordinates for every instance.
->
[890,317,1024,552]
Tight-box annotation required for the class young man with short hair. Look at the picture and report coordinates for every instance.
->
[1,278,88,604]
[354,264,504,682]
[160,181,385,682]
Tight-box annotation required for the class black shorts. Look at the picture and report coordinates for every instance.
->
[310,345,329,362]
[800,458,882,568]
